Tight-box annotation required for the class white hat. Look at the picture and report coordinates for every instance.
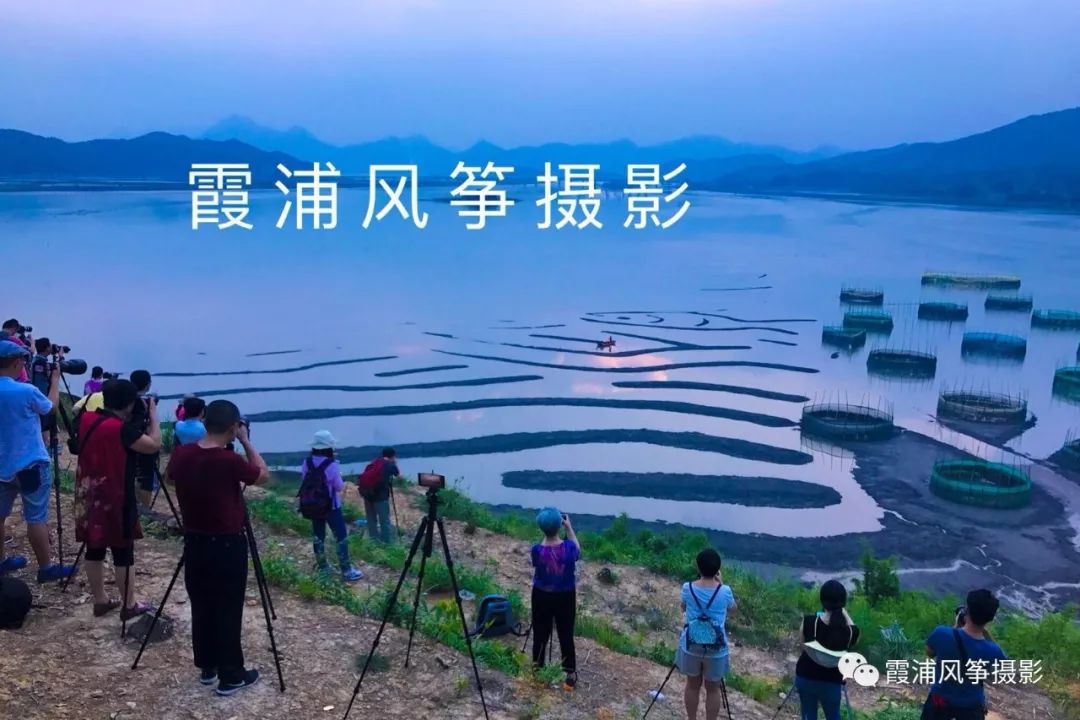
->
[311,430,338,450]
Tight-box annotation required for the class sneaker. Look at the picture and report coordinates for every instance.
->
[199,668,217,686]
[120,601,153,621]
[563,672,578,691]
[0,555,27,574]
[36,563,75,584]
[216,669,260,696]
[342,567,364,583]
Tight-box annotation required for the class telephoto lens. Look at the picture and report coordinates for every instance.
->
[59,358,88,375]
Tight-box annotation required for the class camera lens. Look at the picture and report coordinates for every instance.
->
[59,358,88,375]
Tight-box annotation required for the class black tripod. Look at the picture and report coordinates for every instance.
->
[643,662,732,720]
[49,369,80,568]
[342,488,488,720]
[131,508,284,692]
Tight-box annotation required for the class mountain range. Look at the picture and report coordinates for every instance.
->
[1,107,1078,209]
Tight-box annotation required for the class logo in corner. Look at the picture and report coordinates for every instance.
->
[839,652,880,687]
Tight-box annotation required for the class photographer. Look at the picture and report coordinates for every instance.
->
[922,589,1007,720]
[29,338,58,445]
[167,400,269,696]
[173,396,207,446]
[794,580,861,720]
[676,549,738,720]
[1,319,31,383]
[128,370,158,509]
[357,447,400,544]
[530,507,580,691]
[0,339,74,582]
[74,379,161,619]
[84,366,105,396]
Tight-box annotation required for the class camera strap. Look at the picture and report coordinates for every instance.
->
[79,415,110,454]
[952,628,983,687]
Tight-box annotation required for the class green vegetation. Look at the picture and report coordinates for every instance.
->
[160,421,175,454]
[855,545,901,606]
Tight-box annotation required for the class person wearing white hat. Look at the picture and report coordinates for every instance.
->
[299,431,362,582]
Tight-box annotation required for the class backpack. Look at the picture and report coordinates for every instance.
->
[472,595,519,638]
[297,457,333,520]
[68,412,108,456]
[686,583,727,649]
[357,458,385,497]
[0,576,32,629]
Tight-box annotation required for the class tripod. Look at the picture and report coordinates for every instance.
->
[643,661,732,720]
[342,488,488,720]
[131,508,284,692]
[49,369,79,568]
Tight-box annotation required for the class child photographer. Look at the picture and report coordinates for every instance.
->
[794,580,860,720]
[173,396,207,446]
[677,548,738,720]
[530,507,580,690]
[301,430,363,582]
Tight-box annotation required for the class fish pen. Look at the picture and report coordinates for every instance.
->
[985,295,1034,312]
[867,349,938,378]
[929,459,1031,509]
[800,402,895,441]
[1058,436,1080,471]
[936,390,1028,425]
[918,302,969,322]
[961,332,1027,360]
[821,325,867,349]
[843,310,894,333]
[840,286,885,305]
[921,272,1022,290]
[1031,309,1080,330]
[1053,366,1080,401]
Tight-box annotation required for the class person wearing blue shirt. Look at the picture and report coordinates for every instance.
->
[923,589,1008,719]
[174,396,208,447]
[0,340,75,583]
[677,548,738,720]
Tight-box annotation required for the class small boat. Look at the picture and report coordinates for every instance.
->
[921,272,1021,290]
[595,336,617,351]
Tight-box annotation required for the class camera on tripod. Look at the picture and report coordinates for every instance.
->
[417,472,446,490]
[103,371,120,381]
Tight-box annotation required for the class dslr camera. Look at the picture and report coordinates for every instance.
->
[103,371,119,381]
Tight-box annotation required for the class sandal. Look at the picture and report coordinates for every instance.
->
[93,600,121,617]
[120,601,153,621]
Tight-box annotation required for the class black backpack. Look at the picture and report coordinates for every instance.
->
[472,595,520,638]
[0,577,32,629]
[297,457,333,520]
[67,411,108,456]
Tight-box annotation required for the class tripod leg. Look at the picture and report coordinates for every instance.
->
[121,554,131,639]
[403,521,432,668]
[153,467,183,530]
[131,551,184,670]
[521,625,531,654]
[51,447,64,567]
[60,542,86,593]
[769,682,796,720]
[642,662,679,719]
[246,530,285,693]
[435,518,490,720]
[342,519,428,720]
[389,486,402,539]
[244,514,277,621]
[720,677,733,720]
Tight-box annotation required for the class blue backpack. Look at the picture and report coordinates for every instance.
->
[473,595,520,638]
[686,583,727,649]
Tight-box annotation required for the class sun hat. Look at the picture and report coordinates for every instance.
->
[311,430,338,450]
[0,340,30,359]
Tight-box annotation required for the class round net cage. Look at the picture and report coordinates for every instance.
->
[936,391,1027,425]
[843,310,894,332]
[1053,366,1080,401]
[918,302,969,321]
[867,349,938,378]
[961,332,1027,360]
[800,403,895,441]
[840,287,884,305]
[921,272,1021,290]
[985,295,1033,312]
[822,325,867,349]
[1031,310,1080,330]
[929,460,1031,509]
[1059,438,1080,470]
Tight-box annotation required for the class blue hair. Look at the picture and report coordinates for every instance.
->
[536,507,563,536]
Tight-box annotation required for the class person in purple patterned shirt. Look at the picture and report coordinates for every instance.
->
[530,506,581,690]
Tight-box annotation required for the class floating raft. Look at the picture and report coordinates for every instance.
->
[921,272,1021,290]
[918,302,968,321]
[930,459,1031,509]
[867,349,937,378]
[843,310,893,332]
[1053,366,1080,400]
[961,332,1027,360]
[1031,309,1080,330]
[821,325,867,349]
[985,295,1033,312]
[937,391,1027,425]
[839,287,884,305]
[800,402,894,441]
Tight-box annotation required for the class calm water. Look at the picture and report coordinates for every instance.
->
[3,190,1079,540]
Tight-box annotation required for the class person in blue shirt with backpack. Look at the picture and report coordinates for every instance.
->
[297,431,362,582]
[677,548,738,720]
[922,589,1007,720]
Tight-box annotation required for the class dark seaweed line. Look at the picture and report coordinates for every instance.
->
[529,333,605,345]
[245,349,303,358]
[155,374,544,401]
[260,428,814,467]
[600,330,707,349]
[156,355,398,377]
[244,396,796,428]
[701,286,772,292]
[423,332,456,339]
[759,338,798,347]
[612,380,809,403]
[497,341,751,358]
[488,324,566,330]
[690,311,816,324]
[374,364,468,378]
[580,317,799,336]
[433,349,819,374]
[501,470,841,509]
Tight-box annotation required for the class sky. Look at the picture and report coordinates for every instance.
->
[1,1,1078,151]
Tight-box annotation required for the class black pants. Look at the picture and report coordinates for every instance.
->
[531,587,576,672]
[184,532,248,683]
[85,545,134,567]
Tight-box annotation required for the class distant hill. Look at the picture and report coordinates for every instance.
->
[0,130,297,183]
[707,107,1080,209]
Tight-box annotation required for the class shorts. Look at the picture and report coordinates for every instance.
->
[0,462,52,525]
[85,545,135,567]
[676,642,730,683]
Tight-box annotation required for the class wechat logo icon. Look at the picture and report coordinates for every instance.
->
[839,652,880,688]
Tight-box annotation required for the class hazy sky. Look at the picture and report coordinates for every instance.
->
[2,1,1078,150]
